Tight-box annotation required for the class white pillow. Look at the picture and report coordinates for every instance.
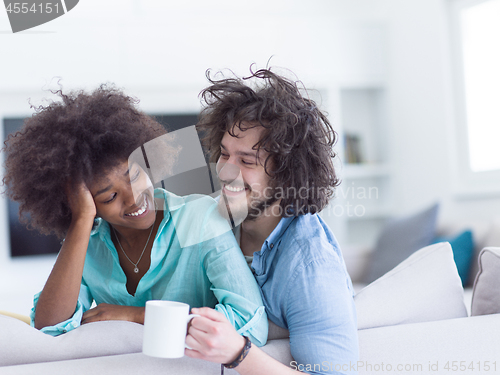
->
[355,242,467,330]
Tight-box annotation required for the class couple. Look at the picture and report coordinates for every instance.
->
[3,68,358,374]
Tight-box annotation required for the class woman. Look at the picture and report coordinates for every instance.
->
[2,85,267,345]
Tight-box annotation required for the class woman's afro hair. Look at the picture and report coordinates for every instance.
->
[2,84,166,239]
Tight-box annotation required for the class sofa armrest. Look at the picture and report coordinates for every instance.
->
[3,315,499,375]
[0,316,143,367]
[0,339,293,375]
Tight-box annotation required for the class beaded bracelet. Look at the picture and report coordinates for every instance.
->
[221,336,251,374]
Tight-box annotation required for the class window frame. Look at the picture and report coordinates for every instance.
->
[449,0,500,198]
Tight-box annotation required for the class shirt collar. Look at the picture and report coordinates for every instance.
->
[263,216,295,251]
[162,189,185,211]
[251,216,296,277]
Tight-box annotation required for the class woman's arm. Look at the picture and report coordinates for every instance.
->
[185,198,268,345]
[202,231,268,346]
[80,304,145,325]
[186,307,298,375]
[34,182,96,330]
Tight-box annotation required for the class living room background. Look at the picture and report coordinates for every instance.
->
[1,0,500,314]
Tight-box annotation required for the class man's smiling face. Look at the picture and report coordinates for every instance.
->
[216,125,279,224]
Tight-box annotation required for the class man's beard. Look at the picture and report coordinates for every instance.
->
[218,185,279,227]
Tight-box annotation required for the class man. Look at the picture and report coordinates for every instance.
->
[185,68,359,375]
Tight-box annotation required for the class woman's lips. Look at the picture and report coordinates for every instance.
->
[125,197,148,217]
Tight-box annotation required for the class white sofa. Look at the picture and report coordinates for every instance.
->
[1,243,499,374]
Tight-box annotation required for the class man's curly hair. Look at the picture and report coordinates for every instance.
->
[197,67,340,216]
[2,85,166,239]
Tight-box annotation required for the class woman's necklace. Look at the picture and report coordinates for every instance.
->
[113,222,155,274]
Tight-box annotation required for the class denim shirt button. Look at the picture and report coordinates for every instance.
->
[270,243,274,249]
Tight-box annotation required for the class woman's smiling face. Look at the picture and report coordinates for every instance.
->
[89,160,156,231]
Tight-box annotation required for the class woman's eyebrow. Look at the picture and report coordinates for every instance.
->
[95,185,112,197]
[94,169,130,197]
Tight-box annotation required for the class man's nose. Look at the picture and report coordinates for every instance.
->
[123,183,140,207]
[217,161,241,184]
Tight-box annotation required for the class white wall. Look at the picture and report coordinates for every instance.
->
[0,0,388,92]
[0,0,390,267]
[380,0,500,228]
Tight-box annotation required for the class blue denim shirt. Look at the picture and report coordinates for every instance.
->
[249,214,359,375]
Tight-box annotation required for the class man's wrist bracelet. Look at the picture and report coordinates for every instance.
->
[223,336,252,369]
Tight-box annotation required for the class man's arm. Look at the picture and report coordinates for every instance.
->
[185,255,358,375]
[284,256,359,375]
[186,307,300,375]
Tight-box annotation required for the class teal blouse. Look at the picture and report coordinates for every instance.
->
[30,189,268,345]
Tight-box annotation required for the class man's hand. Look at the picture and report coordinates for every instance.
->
[185,307,246,365]
[81,303,145,325]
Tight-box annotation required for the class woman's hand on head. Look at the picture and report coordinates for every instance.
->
[185,307,246,365]
[66,181,96,221]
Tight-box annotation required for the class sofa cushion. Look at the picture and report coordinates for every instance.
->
[355,242,467,330]
[0,339,294,375]
[432,229,474,286]
[267,319,289,340]
[0,313,293,368]
[364,203,439,283]
[471,247,500,316]
[0,316,143,367]
[3,315,500,375]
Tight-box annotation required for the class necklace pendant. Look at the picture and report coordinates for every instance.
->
[134,267,139,273]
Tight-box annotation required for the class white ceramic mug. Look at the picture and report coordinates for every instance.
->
[142,300,199,358]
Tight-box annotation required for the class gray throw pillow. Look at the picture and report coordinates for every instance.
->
[471,247,500,316]
[364,203,439,284]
